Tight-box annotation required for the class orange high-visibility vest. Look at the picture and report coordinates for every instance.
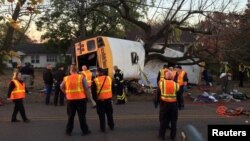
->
[10,80,26,100]
[94,76,112,100]
[64,74,86,100]
[177,70,186,86]
[81,70,92,87]
[159,80,179,103]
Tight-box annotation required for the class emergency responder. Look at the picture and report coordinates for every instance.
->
[43,64,53,105]
[157,64,169,83]
[113,65,126,105]
[157,71,179,141]
[7,71,30,123]
[174,65,188,110]
[168,64,176,79]
[60,65,96,136]
[81,65,96,106]
[81,65,93,88]
[53,66,65,106]
[92,68,115,132]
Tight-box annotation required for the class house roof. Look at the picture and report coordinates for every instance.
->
[12,43,60,55]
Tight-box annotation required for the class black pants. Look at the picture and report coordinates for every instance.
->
[159,102,178,140]
[239,72,244,87]
[96,99,114,131]
[12,99,28,121]
[54,84,64,106]
[45,84,52,105]
[177,86,184,109]
[115,84,125,104]
[66,99,89,134]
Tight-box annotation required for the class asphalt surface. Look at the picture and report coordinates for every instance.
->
[0,99,249,141]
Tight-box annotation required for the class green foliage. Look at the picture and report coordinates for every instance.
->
[36,0,146,48]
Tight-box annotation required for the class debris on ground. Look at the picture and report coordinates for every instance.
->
[188,92,218,103]
[188,89,249,103]
[216,106,250,118]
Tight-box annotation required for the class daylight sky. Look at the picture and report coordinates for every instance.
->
[26,0,249,41]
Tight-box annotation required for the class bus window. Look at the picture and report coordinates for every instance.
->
[97,37,105,48]
[131,52,139,65]
[87,40,96,51]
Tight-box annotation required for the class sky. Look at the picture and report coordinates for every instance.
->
[26,0,249,41]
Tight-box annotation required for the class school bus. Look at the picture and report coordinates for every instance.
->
[74,36,145,80]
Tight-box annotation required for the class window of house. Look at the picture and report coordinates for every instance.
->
[87,40,96,51]
[131,52,139,65]
[47,55,57,62]
[31,55,40,64]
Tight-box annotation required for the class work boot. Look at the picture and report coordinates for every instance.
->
[11,119,21,123]
[82,130,91,136]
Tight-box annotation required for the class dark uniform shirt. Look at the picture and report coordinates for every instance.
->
[43,69,53,85]
[53,69,66,85]
[114,69,123,85]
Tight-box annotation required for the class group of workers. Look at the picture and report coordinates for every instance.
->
[7,64,126,135]
[155,64,188,140]
[7,63,187,140]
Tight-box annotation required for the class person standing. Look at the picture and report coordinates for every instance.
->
[60,65,96,136]
[53,66,65,106]
[157,64,169,83]
[43,64,53,105]
[20,63,32,89]
[157,72,179,140]
[238,63,245,87]
[81,65,93,88]
[168,65,176,79]
[174,65,188,110]
[220,71,232,94]
[81,65,96,107]
[92,68,114,132]
[113,66,126,105]
[7,72,30,123]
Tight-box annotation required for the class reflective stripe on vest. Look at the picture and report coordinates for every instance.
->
[159,80,177,102]
[94,76,112,100]
[177,70,186,86]
[10,80,26,100]
[82,70,92,87]
[64,74,86,100]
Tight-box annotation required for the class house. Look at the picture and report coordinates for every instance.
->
[6,42,69,68]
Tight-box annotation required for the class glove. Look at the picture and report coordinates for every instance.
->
[183,85,187,92]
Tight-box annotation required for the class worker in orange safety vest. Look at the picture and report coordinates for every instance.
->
[174,65,188,110]
[157,64,169,84]
[60,65,96,136]
[81,65,96,108]
[7,71,30,123]
[92,68,114,132]
[156,71,179,141]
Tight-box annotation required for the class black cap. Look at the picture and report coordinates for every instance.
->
[175,65,182,69]
[163,64,168,68]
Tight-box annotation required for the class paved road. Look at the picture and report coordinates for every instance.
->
[0,99,249,141]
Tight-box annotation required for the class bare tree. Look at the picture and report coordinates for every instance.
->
[92,0,241,65]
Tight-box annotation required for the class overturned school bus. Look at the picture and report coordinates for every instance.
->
[74,36,145,80]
